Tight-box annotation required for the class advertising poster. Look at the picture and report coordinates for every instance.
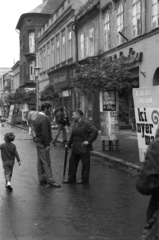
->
[103,91,116,111]
[133,86,159,162]
[8,105,14,123]
[100,111,119,141]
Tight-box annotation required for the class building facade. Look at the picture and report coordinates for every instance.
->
[98,0,159,127]
[37,0,88,118]
[11,61,20,93]
[16,0,64,89]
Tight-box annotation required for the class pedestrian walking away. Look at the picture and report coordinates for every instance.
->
[28,107,38,141]
[63,109,98,185]
[52,106,68,146]
[0,132,21,191]
[34,102,61,188]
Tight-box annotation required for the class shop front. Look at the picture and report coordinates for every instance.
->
[48,67,72,119]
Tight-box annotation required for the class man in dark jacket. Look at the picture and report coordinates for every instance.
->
[34,102,61,188]
[63,109,98,184]
[52,106,67,146]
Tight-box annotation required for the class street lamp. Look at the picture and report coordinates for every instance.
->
[34,65,41,111]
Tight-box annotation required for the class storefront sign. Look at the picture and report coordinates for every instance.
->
[133,86,159,162]
[49,69,69,88]
[100,111,119,141]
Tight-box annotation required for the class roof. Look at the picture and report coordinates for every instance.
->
[76,0,99,21]
[16,0,64,29]
[30,0,64,14]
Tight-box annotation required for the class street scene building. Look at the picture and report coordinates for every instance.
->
[1,1,159,239]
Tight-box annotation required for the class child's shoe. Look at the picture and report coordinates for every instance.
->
[6,182,13,191]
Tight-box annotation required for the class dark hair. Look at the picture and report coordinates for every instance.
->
[31,107,36,111]
[41,102,52,111]
[58,106,64,112]
[75,109,84,116]
[4,132,15,142]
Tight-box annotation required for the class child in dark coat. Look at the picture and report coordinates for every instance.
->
[0,132,21,191]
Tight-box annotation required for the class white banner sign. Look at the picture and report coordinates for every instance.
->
[133,86,159,162]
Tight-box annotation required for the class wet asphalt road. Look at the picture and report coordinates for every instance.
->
[0,125,150,240]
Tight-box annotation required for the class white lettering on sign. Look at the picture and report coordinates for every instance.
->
[136,90,152,97]
[53,76,66,83]
[137,98,153,104]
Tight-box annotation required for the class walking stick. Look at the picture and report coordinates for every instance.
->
[63,148,68,181]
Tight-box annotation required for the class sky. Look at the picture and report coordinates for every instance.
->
[0,0,42,68]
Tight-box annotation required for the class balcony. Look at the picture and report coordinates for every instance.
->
[23,46,36,58]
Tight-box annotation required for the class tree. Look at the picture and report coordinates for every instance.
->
[73,56,139,93]
[40,84,59,102]
[6,88,36,105]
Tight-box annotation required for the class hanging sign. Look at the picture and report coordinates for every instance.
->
[133,86,159,162]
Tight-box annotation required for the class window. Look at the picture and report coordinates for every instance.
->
[51,40,55,67]
[89,28,94,56]
[56,38,60,64]
[62,34,66,62]
[132,0,141,37]
[43,46,46,71]
[30,61,35,80]
[68,30,72,59]
[117,3,124,45]
[47,43,50,69]
[152,0,159,28]
[80,33,85,59]
[104,13,111,51]
[29,32,35,53]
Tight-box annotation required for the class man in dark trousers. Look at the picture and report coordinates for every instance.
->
[34,102,61,188]
[63,109,98,185]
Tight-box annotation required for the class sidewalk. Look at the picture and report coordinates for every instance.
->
[8,122,140,171]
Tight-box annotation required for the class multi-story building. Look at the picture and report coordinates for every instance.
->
[16,0,63,89]
[98,0,159,127]
[37,0,87,118]
[11,61,20,93]
[75,0,100,128]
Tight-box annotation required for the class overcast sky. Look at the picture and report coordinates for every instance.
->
[0,0,42,68]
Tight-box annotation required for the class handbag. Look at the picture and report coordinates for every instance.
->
[136,138,159,195]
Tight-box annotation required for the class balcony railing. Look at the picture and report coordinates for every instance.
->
[23,46,36,55]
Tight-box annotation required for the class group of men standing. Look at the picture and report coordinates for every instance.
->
[29,102,98,187]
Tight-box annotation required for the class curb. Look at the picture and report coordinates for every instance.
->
[8,123,140,172]
[91,151,140,172]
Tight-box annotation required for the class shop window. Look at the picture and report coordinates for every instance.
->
[132,0,141,38]
[152,0,159,29]
[104,12,111,51]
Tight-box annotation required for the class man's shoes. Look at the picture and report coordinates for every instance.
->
[77,180,89,185]
[39,180,48,186]
[49,182,61,188]
[62,179,76,184]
